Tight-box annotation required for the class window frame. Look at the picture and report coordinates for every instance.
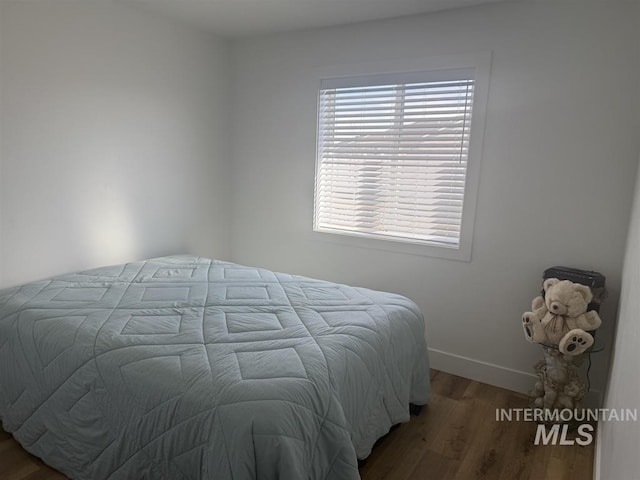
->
[311,52,491,261]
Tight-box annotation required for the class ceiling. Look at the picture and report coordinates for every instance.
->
[124,0,505,38]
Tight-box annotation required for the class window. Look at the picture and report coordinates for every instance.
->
[313,55,489,260]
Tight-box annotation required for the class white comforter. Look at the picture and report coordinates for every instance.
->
[0,255,430,479]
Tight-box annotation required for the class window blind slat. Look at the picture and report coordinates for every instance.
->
[324,80,474,95]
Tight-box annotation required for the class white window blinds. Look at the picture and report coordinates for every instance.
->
[314,68,476,248]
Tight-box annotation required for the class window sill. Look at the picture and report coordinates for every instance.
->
[310,229,472,261]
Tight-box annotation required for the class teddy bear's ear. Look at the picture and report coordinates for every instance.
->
[575,283,593,303]
[543,278,560,291]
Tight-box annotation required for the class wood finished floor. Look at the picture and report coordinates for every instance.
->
[0,370,594,480]
[360,370,594,480]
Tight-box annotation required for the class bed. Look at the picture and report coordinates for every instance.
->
[0,255,430,479]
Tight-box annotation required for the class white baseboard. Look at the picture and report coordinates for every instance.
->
[428,347,603,406]
[593,420,602,480]
[428,347,537,394]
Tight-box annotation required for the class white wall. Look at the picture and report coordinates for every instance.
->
[596,8,640,472]
[230,2,640,393]
[0,4,4,287]
[596,159,640,479]
[0,1,231,288]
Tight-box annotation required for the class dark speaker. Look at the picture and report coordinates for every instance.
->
[542,266,605,289]
[541,266,606,312]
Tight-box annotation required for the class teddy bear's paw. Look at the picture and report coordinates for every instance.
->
[522,313,536,342]
[559,329,594,356]
[584,310,602,330]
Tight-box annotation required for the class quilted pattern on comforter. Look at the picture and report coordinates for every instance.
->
[0,255,430,479]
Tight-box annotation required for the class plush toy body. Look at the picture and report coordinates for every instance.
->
[531,353,586,410]
[522,278,601,356]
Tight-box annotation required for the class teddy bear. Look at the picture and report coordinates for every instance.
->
[556,379,585,410]
[522,278,601,356]
[531,375,585,409]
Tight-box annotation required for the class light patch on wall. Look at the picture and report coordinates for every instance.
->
[84,189,138,265]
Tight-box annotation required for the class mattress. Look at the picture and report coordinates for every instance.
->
[0,255,430,479]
